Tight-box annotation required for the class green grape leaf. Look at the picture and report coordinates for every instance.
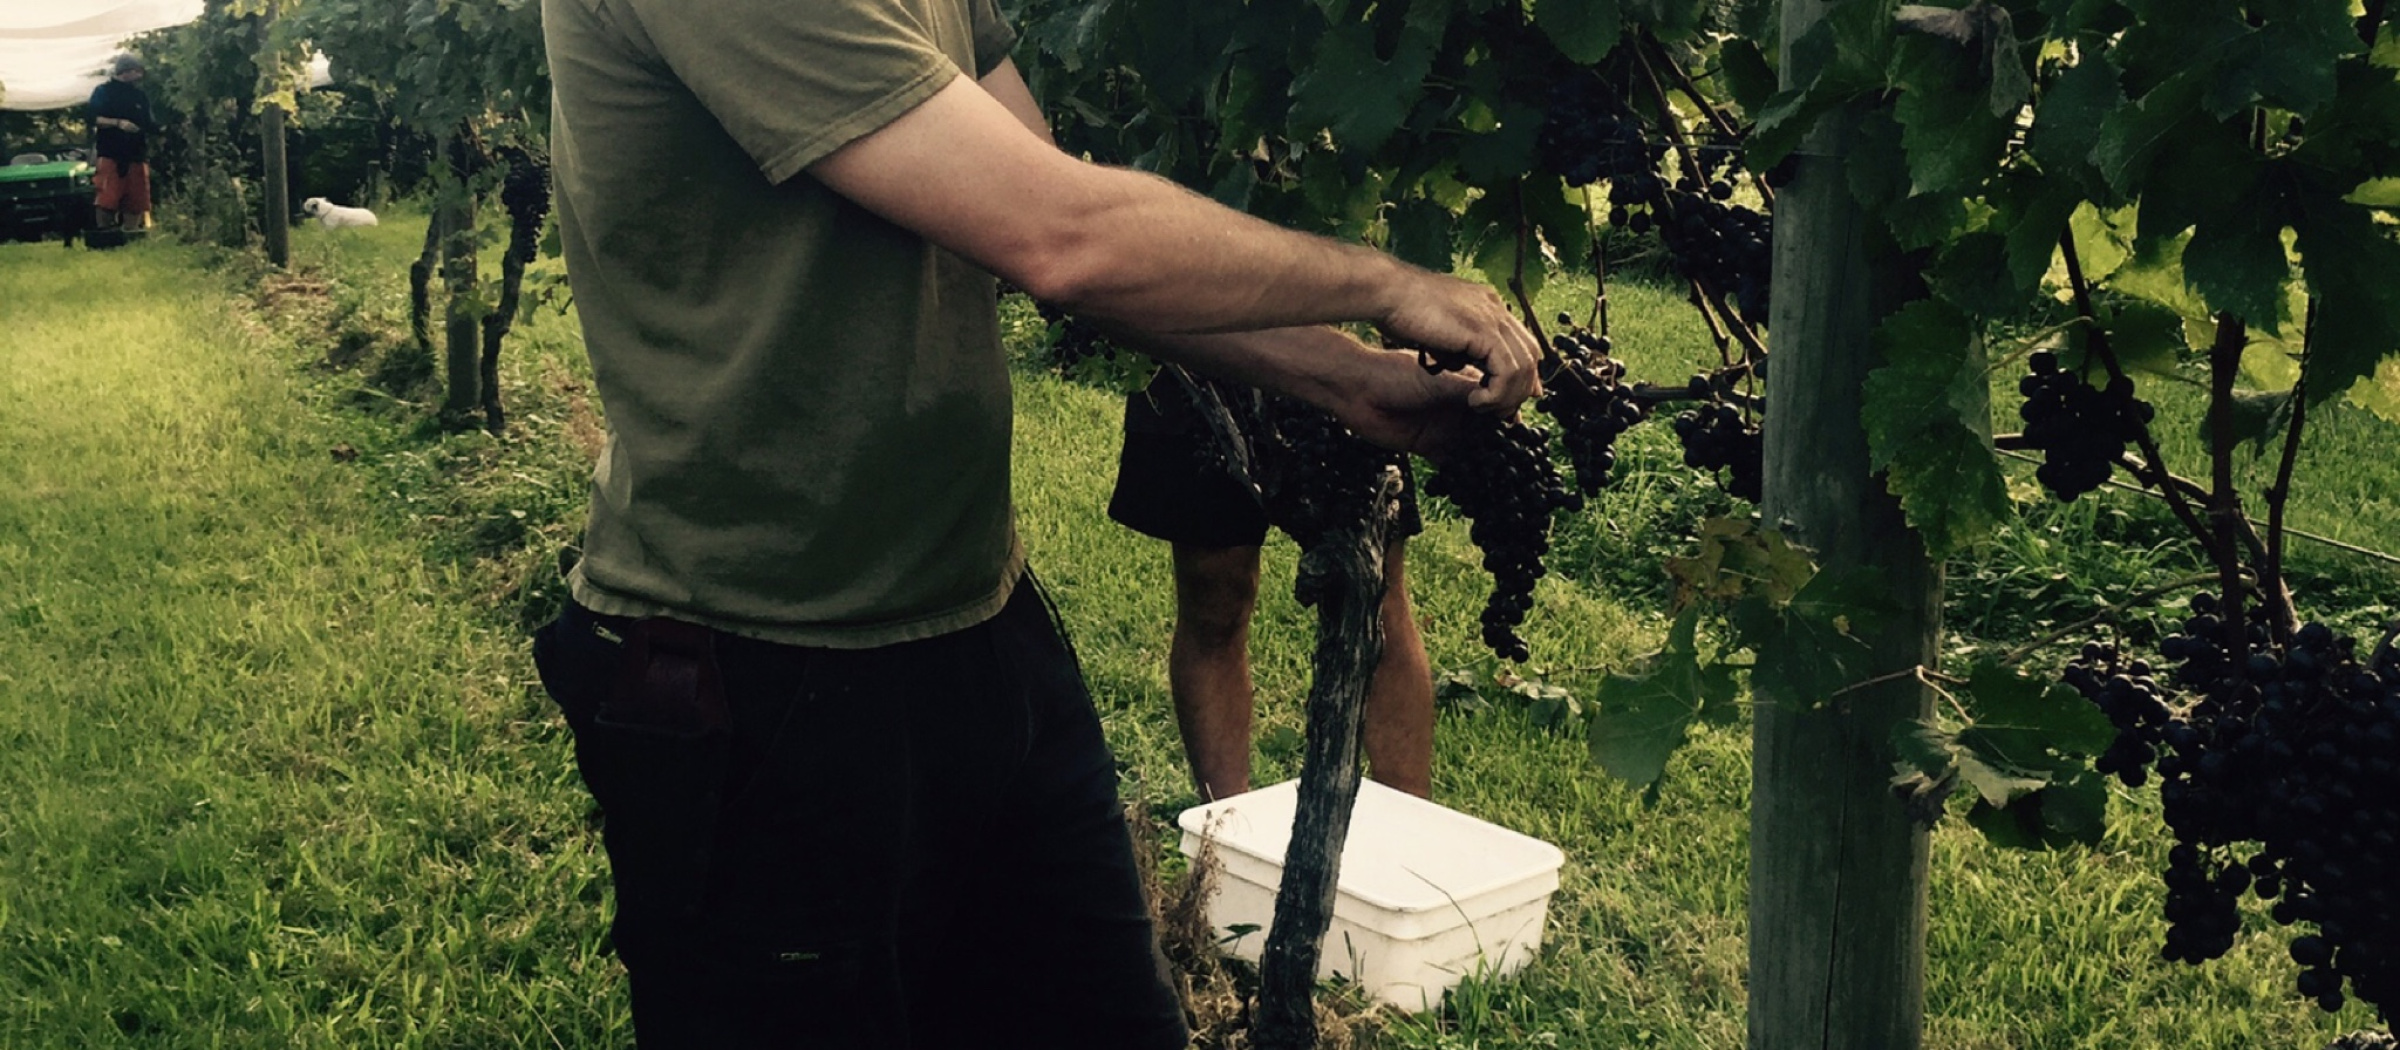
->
[1846,109,1910,214]
[1896,2,2030,115]
[1890,35,2015,197]
[1931,233,2023,319]
[1900,723,2052,808]
[1892,659,2113,849]
[1719,38,1779,115]
[2103,301,2194,376]
[2039,0,2117,37]
[2203,7,2361,120]
[1127,0,1241,109]
[1534,0,1620,64]
[2211,389,2298,455]
[1463,184,1541,300]
[2069,203,2134,284]
[1456,100,1546,186]
[1525,175,1594,273]
[2292,189,2400,405]
[1749,0,1896,168]
[1665,516,1818,608]
[2131,117,2261,260]
[2349,177,2400,207]
[1288,22,1437,156]
[2347,360,2400,425]
[2027,58,2122,188]
[1863,300,2011,555]
[2093,72,2206,196]
[1850,112,1974,250]
[1733,567,1900,709]
[1964,771,2107,850]
[1954,659,2117,763]
[2109,233,2215,329]
[2180,185,2293,333]
[2001,179,2079,294]
[1586,608,1737,787]
[1387,197,1457,272]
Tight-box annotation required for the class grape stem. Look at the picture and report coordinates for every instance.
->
[1995,573,2233,667]
[2261,299,2314,644]
[1629,43,1772,363]
[2057,231,2221,553]
[1585,190,1612,335]
[2204,311,2252,656]
[1630,37,1706,195]
[1642,37,1775,212]
[1824,664,1969,720]
[1508,201,1554,361]
[1990,445,2400,568]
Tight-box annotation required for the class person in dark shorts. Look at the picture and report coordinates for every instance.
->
[1109,370,1436,802]
[87,55,156,231]
[536,0,1542,1044]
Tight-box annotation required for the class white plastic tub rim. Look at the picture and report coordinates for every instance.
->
[1175,779,1567,941]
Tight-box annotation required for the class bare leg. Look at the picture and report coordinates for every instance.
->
[1169,543,1264,802]
[1362,541,1435,798]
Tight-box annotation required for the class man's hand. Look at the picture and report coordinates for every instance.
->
[1322,343,1510,460]
[1377,272,1544,412]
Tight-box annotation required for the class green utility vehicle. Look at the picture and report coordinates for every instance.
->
[1,148,95,244]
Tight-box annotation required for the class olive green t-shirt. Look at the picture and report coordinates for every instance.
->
[544,0,1025,647]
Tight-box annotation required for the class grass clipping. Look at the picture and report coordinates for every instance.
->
[1128,804,1384,1050]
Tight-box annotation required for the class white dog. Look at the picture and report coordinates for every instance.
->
[300,197,379,229]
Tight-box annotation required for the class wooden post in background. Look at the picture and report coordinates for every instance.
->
[1749,1,1938,1047]
[260,102,289,266]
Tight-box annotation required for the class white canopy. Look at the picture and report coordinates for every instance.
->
[0,0,202,109]
[0,0,333,111]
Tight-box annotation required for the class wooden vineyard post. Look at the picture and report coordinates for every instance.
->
[1750,1,1940,1047]
[260,102,289,267]
[1252,468,1399,1050]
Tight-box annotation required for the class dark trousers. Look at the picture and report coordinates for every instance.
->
[532,579,1188,1049]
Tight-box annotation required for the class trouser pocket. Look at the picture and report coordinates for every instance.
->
[534,606,736,963]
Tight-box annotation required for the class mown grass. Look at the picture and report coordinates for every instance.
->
[0,234,621,1047]
[1,216,2393,1049]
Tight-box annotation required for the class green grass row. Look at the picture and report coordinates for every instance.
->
[0,214,2392,1047]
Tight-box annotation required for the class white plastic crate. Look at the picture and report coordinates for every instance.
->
[1175,778,1566,1011]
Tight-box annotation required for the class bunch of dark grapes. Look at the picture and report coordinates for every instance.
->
[1652,190,1773,327]
[2072,592,2400,1021]
[1670,400,1763,503]
[1422,417,1580,662]
[2062,643,2172,789]
[1033,302,1120,374]
[1605,170,1668,232]
[1537,321,1648,494]
[1537,77,1658,188]
[497,147,551,264]
[1252,397,1403,553]
[2019,351,2155,502]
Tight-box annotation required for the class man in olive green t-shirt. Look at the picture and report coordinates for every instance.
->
[535,0,1539,1045]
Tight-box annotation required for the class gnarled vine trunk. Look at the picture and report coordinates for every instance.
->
[1251,469,1397,1050]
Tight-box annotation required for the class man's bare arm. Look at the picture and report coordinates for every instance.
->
[814,69,1539,411]
[965,60,1501,452]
